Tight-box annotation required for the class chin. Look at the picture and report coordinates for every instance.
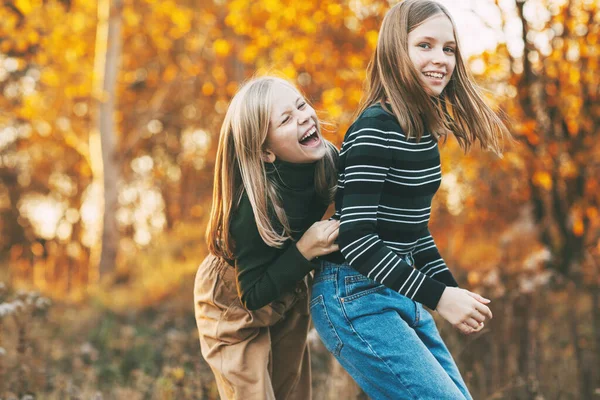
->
[425,87,444,97]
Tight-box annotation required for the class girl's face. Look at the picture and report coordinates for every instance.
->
[264,82,326,164]
[407,14,457,96]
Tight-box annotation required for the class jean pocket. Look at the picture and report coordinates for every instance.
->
[342,274,385,301]
[309,295,343,356]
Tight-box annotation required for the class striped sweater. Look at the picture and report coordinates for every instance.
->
[334,103,458,310]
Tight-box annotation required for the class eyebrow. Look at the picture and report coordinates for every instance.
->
[277,96,304,121]
[418,36,456,45]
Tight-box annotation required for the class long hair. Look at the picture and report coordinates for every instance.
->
[206,76,338,259]
[358,0,508,153]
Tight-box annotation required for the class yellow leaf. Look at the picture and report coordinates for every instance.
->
[213,39,231,57]
[263,0,279,13]
[314,11,325,24]
[241,45,258,63]
[532,171,552,190]
[366,30,379,49]
[171,9,191,31]
[327,3,343,16]
[293,52,307,65]
[15,0,33,15]
[72,12,87,32]
[27,30,40,45]
[467,271,481,286]
[163,65,178,82]
[572,218,584,237]
[226,82,239,96]
[282,66,297,79]
[41,69,60,87]
[171,367,185,382]
[212,66,227,84]
[202,82,215,96]
[124,7,141,27]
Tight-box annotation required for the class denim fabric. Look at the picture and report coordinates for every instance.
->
[310,261,472,400]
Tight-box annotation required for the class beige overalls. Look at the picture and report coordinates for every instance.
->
[194,254,312,400]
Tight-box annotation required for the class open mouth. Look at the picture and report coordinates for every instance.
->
[423,71,445,81]
[299,126,321,147]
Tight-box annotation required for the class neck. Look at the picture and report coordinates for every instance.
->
[265,159,317,190]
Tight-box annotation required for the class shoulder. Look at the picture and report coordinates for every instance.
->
[359,103,396,121]
[345,104,405,143]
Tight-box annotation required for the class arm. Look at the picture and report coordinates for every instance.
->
[232,197,339,310]
[412,229,458,287]
[337,117,447,310]
[231,197,315,310]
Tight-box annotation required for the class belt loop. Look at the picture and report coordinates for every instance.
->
[317,259,326,272]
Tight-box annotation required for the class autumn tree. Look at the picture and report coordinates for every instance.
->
[474,0,599,279]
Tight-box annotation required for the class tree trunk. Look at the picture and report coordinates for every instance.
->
[567,283,593,399]
[91,0,122,278]
[592,284,600,392]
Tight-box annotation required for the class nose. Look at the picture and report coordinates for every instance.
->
[432,48,447,65]
[298,109,310,125]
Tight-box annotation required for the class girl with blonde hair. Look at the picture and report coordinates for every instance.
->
[195,75,339,400]
[312,0,510,398]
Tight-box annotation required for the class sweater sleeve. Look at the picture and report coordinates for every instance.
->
[412,228,458,287]
[231,197,315,310]
[337,117,448,310]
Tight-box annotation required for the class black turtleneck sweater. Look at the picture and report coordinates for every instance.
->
[229,160,329,310]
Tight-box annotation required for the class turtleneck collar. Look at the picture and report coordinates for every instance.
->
[265,159,317,191]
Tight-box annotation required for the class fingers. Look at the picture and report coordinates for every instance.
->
[474,302,493,320]
[456,323,473,335]
[322,220,340,244]
[321,220,340,236]
[470,310,486,324]
[319,243,339,256]
[466,290,491,304]
[463,289,493,320]
[463,317,480,330]
[328,226,340,243]
[458,321,484,335]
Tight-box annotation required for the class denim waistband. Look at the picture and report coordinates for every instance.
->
[320,260,354,270]
[320,252,414,269]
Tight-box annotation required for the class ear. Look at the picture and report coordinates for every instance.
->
[261,149,276,163]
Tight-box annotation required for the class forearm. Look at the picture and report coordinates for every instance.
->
[412,229,458,287]
[237,243,314,310]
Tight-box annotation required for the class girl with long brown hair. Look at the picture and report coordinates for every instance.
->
[195,76,339,400]
[312,1,509,398]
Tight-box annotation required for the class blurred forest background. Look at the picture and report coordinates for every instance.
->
[0,0,599,398]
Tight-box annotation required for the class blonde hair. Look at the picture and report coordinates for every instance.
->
[206,76,338,259]
[359,0,508,153]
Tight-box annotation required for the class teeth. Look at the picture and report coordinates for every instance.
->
[425,72,444,79]
[300,126,317,141]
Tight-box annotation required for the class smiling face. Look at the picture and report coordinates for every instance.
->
[263,82,326,164]
[407,14,457,97]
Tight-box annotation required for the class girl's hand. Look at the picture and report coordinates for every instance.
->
[296,220,340,261]
[436,287,493,335]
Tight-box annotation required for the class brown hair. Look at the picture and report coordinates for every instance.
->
[359,0,508,153]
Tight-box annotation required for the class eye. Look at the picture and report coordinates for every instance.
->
[281,115,290,125]
[418,43,431,49]
[444,47,456,54]
[298,102,307,109]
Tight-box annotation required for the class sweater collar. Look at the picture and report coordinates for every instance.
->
[265,159,316,190]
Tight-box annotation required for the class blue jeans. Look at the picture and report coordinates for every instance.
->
[310,261,472,400]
